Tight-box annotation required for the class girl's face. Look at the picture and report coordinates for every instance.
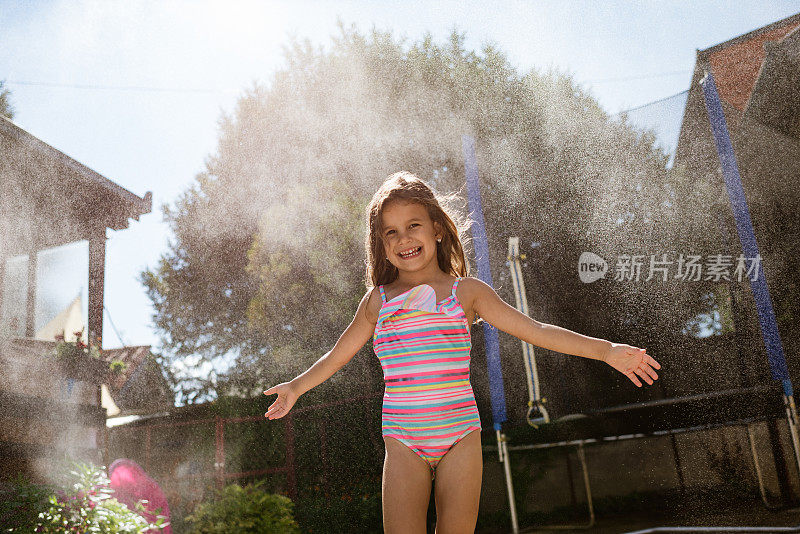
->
[380,200,442,272]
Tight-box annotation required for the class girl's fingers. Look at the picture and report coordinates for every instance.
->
[626,371,642,387]
[634,348,661,368]
[265,399,284,416]
[645,354,661,369]
[642,364,659,381]
[264,384,295,419]
[633,367,653,385]
[633,349,661,376]
[616,347,660,388]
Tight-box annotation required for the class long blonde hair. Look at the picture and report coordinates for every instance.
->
[365,171,470,287]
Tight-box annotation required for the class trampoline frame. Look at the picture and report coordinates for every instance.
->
[486,389,800,532]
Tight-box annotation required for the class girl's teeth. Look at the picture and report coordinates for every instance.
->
[400,247,421,258]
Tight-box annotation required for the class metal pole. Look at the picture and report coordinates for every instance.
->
[783,386,800,481]
[215,416,225,490]
[507,237,549,428]
[498,430,520,534]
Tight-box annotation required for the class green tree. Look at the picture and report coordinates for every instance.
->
[142,23,720,410]
[1,80,14,119]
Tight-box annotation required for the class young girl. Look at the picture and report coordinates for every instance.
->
[264,171,661,533]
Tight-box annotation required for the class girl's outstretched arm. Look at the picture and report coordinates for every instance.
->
[264,288,380,419]
[466,277,661,388]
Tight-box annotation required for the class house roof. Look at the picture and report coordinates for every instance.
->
[744,25,800,137]
[674,12,800,166]
[699,12,800,112]
[0,115,152,231]
[101,345,154,394]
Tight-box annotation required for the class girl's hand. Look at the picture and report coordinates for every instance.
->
[263,382,299,420]
[602,344,661,387]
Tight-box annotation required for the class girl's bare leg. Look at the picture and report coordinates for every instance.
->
[433,429,482,534]
[382,436,433,534]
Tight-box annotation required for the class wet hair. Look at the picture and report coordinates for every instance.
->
[365,171,470,287]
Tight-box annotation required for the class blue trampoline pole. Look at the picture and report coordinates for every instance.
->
[463,134,519,534]
[699,68,800,481]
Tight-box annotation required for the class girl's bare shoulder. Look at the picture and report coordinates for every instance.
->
[362,286,383,324]
[456,276,485,301]
[456,276,497,312]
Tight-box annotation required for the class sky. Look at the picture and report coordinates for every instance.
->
[1,0,798,352]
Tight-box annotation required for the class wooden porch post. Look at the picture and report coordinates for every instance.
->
[25,250,36,338]
[88,227,105,345]
[0,255,5,328]
[0,212,4,325]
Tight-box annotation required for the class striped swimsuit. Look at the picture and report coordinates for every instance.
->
[373,277,482,480]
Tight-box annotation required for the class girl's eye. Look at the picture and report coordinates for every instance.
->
[385,223,420,236]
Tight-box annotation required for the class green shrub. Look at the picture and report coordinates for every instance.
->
[0,474,54,532]
[185,481,300,533]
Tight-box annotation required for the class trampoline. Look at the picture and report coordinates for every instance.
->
[462,66,800,533]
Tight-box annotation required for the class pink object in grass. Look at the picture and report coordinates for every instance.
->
[109,459,171,533]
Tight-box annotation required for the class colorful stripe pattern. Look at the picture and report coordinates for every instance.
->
[373,277,482,479]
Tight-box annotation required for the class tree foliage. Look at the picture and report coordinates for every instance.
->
[142,23,721,410]
[0,80,13,119]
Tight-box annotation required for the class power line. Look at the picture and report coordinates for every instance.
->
[103,304,128,347]
[613,89,689,117]
[6,76,692,122]
[5,69,694,95]
[586,70,692,84]
[5,79,235,95]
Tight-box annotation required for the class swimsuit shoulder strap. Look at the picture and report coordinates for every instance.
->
[451,277,461,298]
[378,285,386,303]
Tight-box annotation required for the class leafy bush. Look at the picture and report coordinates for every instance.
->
[0,475,53,532]
[0,462,168,533]
[185,481,300,533]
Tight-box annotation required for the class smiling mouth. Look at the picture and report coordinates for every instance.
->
[398,246,422,259]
